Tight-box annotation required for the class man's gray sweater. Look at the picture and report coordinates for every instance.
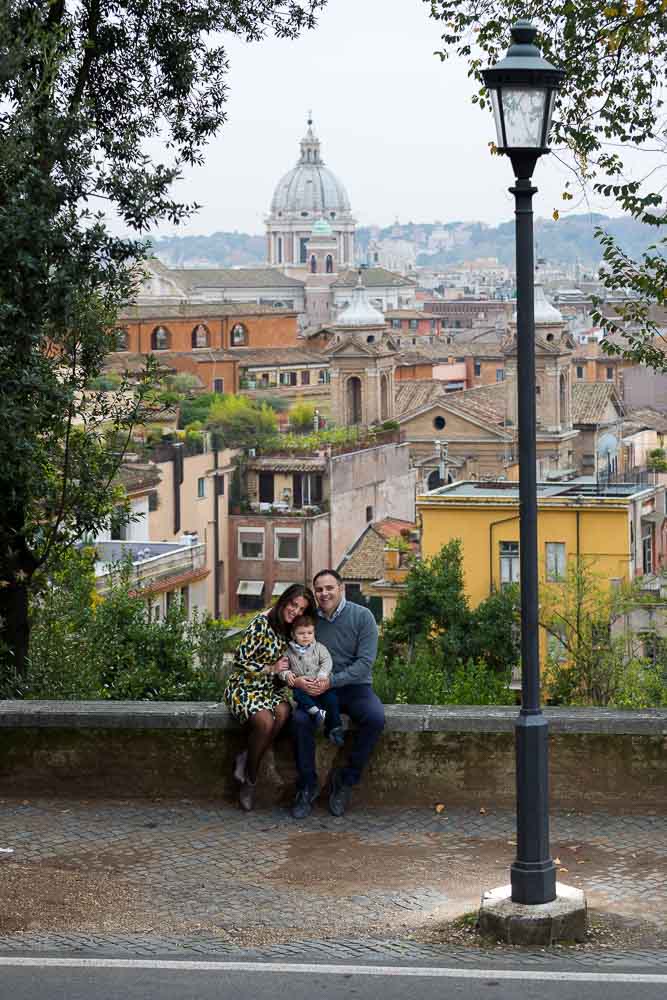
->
[315,601,378,688]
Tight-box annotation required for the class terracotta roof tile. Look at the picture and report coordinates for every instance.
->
[571,382,623,424]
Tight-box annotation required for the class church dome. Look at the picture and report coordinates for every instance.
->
[270,117,351,217]
[337,274,385,327]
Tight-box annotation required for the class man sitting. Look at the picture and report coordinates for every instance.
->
[291,569,385,819]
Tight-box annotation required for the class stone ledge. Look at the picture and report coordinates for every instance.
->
[1,700,666,735]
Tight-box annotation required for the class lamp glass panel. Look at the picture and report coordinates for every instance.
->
[491,90,505,147]
[542,89,557,146]
[500,87,548,147]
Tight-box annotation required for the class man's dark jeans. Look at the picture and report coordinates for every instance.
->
[292,683,385,791]
[293,688,342,735]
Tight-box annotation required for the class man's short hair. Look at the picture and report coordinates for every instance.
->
[313,568,343,586]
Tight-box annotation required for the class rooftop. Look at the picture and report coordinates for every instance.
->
[422,480,653,502]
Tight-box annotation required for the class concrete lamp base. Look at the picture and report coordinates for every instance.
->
[478,883,587,946]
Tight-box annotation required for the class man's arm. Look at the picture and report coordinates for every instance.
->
[328,610,378,688]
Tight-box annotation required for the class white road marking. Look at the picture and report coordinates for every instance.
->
[0,958,664,983]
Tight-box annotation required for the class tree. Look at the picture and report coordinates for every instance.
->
[381,538,519,672]
[539,556,664,706]
[427,1,667,371]
[289,401,316,433]
[0,1,324,682]
[206,394,278,450]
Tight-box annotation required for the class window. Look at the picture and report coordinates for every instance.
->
[279,371,297,386]
[391,319,401,330]
[474,361,481,377]
[500,541,520,586]
[238,529,264,560]
[275,529,301,561]
[310,255,317,274]
[606,366,614,380]
[166,589,177,613]
[318,369,330,384]
[148,491,159,512]
[180,586,190,616]
[546,542,566,581]
[215,474,225,496]
[433,415,446,430]
[277,237,282,264]
[366,505,373,522]
[301,370,310,385]
[197,477,206,499]
[214,378,224,393]
[576,365,584,379]
[547,626,568,663]
[114,329,129,351]
[292,472,323,508]
[151,325,170,351]
[191,324,209,349]
[430,319,436,332]
[642,524,654,575]
[407,319,417,331]
[299,237,309,263]
[496,368,505,382]
[231,323,247,346]
[326,254,333,273]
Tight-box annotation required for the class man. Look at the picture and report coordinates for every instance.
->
[291,569,385,819]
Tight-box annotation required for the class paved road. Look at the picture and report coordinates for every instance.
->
[1,797,664,945]
[2,957,667,1000]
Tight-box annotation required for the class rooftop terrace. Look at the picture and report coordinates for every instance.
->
[425,480,654,501]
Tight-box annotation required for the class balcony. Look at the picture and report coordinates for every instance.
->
[231,499,330,518]
[93,540,207,594]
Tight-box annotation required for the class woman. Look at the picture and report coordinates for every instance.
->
[224,583,316,811]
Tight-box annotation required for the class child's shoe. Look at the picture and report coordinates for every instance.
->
[328,725,345,747]
[307,706,327,728]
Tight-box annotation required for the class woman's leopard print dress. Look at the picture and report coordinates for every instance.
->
[224,613,290,723]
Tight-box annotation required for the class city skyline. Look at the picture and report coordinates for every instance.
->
[121,0,635,241]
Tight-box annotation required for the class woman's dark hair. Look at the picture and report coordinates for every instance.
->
[266,584,316,637]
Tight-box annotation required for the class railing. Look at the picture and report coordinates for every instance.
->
[95,541,207,592]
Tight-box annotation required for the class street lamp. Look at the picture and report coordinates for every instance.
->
[482,21,565,906]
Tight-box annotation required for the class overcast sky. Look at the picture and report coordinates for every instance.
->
[146,0,620,238]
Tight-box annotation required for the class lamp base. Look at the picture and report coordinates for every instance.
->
[478,883,587,946]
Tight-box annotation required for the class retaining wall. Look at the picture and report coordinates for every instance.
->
[0,702,665,812]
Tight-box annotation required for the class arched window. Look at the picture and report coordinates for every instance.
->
[380,373,389,421]
[310,255,317,274]
[231,323,247,346]
[325,254,333,274]
[191,324,209,349]
[151,326,170,351]
[114,328,129,351]
[346,376,362,425]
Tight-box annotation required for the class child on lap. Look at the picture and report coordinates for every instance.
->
[278,615,344,746]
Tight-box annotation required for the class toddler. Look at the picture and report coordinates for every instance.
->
[278,614,344,746]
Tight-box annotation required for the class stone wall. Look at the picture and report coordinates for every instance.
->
[1,703,665,812]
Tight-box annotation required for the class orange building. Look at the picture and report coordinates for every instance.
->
[115,302,299,354]
[109,303,300,392]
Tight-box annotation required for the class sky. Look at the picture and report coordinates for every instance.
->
[142,0,622,239]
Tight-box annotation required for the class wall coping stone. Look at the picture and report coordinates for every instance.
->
[1,701,665,736]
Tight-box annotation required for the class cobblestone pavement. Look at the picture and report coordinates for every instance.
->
[0,797,665,961]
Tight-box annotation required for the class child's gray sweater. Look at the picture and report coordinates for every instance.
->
[278,641,332,682]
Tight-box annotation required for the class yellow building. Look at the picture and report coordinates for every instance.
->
[418,480,666,609]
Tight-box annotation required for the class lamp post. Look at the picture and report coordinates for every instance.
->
[482,21,565,906]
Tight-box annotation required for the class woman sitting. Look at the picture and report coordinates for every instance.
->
[224,583,316,811]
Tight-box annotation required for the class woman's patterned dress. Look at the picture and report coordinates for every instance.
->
[223,613,290,723]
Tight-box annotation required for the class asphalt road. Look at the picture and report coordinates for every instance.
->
[1,958,666,1000]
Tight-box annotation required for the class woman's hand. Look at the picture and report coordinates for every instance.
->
[262,656,290,675]
[284,671,297,687]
